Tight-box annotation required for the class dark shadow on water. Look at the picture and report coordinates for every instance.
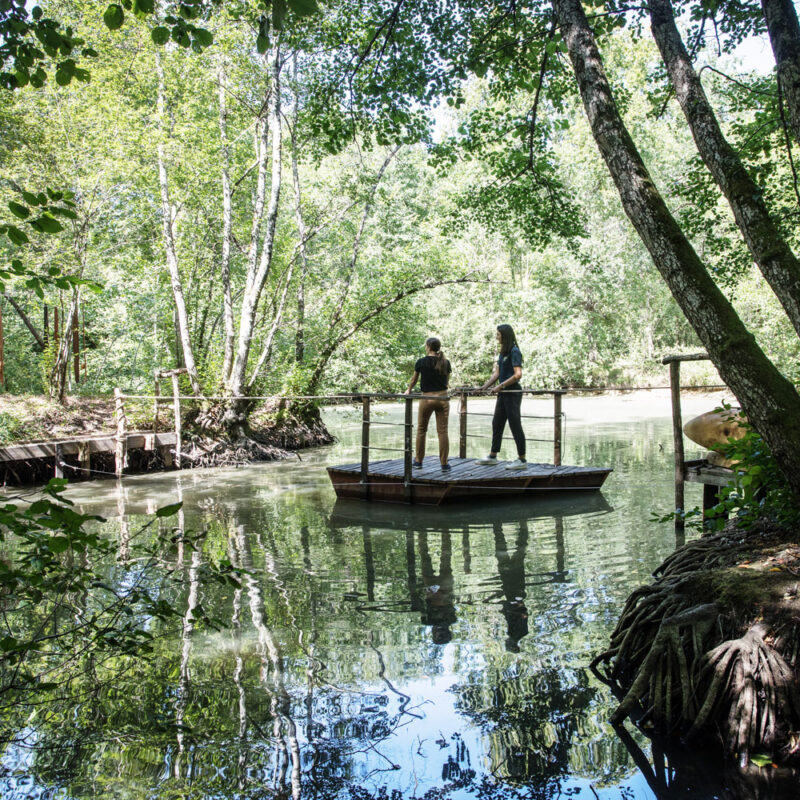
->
[327,491,613,533]
[613,721,800,800]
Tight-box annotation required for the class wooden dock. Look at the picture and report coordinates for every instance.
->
[327,456,612,505]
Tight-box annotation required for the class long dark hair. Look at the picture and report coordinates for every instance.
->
[426,337,448,376]
[497,324,519,357]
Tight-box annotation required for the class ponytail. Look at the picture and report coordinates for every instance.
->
[426,337,448,377]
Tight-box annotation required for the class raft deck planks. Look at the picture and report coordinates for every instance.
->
[327,456,612,505]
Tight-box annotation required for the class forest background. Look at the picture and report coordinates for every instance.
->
[1,0,797,420]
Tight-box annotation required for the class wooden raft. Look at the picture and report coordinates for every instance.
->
[327,456,612,506]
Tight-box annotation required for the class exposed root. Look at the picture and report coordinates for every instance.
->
[594,523,800,766]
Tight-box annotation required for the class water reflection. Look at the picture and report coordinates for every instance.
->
[2,397,797,799]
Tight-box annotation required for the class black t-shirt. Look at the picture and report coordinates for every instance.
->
[498,345,523,390]
[415,355,451,392]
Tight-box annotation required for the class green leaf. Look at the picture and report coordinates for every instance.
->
[288,0,319,16]
[194,28,213,47]
[8,202,30,219]
[750,753,773,768]
[5,225,29,245]
[103,4,125,31]
[55,68,73,86]
[30,214,64,233]
[46,188,63,201]
[256,34,269,54]
[156,502,183,518]
[134,0,155,13]
[48,537,71,554]
[151,26,170,45]
[21,191,41,206]
[49,207,78,220]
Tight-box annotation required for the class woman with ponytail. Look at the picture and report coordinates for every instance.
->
[404,337,452,470]
[477,324,527,470]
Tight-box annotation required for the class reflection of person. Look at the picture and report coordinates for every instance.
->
[493,521,529,653]
[405,337,452,470]
[418,530,456,644]
[477,324,526,470]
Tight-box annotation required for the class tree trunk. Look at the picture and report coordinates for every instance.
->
[649,0,800,338]
[50,290,79,404]
[218,59,236,382]
[4,294,45,349]
[553,0,800,498]
[72,300,80,384]
[290,53,309,365]
[762,0,800,143]
[226,41,283,402]
[156,51,203,398]
[305,276,485,395]
[247,261,296,391]
[0,302,5,390]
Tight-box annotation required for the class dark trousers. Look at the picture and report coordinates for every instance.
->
[491,391,525,458]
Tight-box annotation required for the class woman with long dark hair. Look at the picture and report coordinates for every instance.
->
[405,337,452,470]
[477,324,527,470]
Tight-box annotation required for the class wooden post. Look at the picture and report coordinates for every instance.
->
[172,372,182,469]
[404,395,413,504]
[114,388,127,478]
[669,360,685,530]
[360,396,370,500]
[153,370,161,433]
[553,392,562,466]
[459,392,467,459]
[54,443,63,478]
[78,441,90,475]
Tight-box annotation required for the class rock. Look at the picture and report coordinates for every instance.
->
[684,407,747,467]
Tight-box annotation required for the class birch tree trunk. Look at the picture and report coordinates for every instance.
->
[762,0,800,143]
[226,42,283,406]
[553,0,800,498]
[218,59,236,383]
[290,53,309,365]
[649,0,800,338]
[156,52,202,397]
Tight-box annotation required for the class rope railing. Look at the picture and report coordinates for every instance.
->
[108,386,567,483]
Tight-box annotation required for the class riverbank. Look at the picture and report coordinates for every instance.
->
[0,393,334,485]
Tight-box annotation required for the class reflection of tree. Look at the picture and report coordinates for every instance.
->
[455,665,596,790]
[234,522,302,799]
[173,540,200,779]
[418,530,457,645]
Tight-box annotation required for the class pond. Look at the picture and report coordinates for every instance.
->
[2,391,796,799]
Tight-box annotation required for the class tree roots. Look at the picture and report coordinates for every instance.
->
[593,524,800,764]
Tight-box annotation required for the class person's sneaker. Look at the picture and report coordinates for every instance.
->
[441,462,451,471]
[505,459,527,470]
[475,455,497,465]
[412,460,423,468]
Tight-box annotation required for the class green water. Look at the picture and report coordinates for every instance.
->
[3,393,797,799]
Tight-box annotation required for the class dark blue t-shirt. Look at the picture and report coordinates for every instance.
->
[498,345,523,389]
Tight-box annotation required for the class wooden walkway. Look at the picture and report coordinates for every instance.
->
[0,431,178,480]
[328,456,612,505]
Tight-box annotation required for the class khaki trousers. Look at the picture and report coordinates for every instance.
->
[415,391,450,465]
